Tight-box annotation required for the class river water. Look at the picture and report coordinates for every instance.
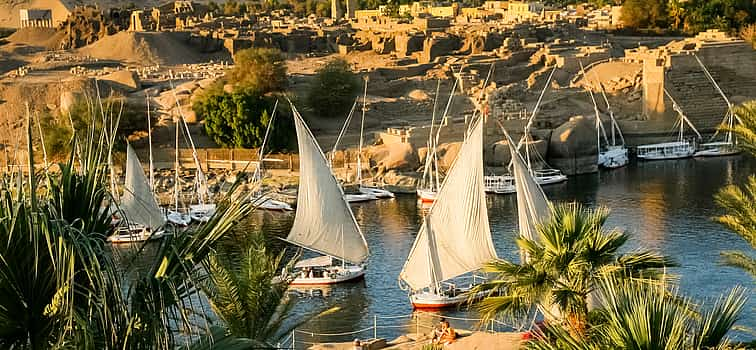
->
[255,156,756,345]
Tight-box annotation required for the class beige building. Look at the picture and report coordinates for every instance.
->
[19,9,53,28]
[506,1,544,22]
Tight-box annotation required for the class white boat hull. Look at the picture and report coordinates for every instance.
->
[252,195,294,211]
[166,210,191,226]
[694,142,740,157]
[637,141,695,160]
[599,146,629,169]
[290,264,366,286]
[359,186,395,198]
[344,193,378,203]
[190,203,216,223]
[108,225,169,243]
[484,175,515,194]
[410,289,487,309]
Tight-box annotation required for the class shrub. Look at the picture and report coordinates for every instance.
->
[195,89,295,152]
[228,47,287,93]
[306,58,360,119]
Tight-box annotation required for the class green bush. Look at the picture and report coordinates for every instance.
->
[195,89,295,152]
[39,96,143,158]
[306,58,360,119]
[228,47,287,93]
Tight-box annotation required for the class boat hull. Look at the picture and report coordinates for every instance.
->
[599,146,629,169]
[344,193,378,203]
[108,226,169,244]
[694,146,741,157]
[166,210,191,226]
[290,265,366,286]
[637,141,695,161]
[416,189,437,203]
[410,290,487,309]
[359,186,395,198]
[252,196,294,211]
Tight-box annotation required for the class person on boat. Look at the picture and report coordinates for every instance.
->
[352,339,363,350]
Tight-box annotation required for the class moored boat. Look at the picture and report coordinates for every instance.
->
[400,117,498,308]
[283,101,370,286]
[638,89,701,161]
[108,144,168,243]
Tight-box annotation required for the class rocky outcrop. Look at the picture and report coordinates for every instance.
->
[547,116,598,175]
[369,143,420,173]
[486,138,548,167]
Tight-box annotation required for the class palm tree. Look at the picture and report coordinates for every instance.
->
[715,101,756,280]
[200,232,297,346]
[470,203,673,331]
[525,276,747,350]
[715,176,756,279]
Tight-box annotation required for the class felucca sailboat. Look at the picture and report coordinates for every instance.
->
[579,61,628,169]
[692,54,740,157]
[400,117,498,308]
[284,102,369,285]
[356,78,395,199]
[513,66,567,185]
[108,144,168,243]
[637,89,702,160]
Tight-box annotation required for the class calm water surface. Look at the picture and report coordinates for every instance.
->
[255,156,756,344]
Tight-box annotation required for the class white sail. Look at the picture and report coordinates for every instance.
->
[121,144,166,229]
[505,129,550,243]
[400,118,497,291]
[286,104,369,265]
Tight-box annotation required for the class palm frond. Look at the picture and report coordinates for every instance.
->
[720,251,756,277]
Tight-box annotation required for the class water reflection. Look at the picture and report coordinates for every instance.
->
[260,157,756,342]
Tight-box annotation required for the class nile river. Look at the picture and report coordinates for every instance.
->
[255,156,756,344]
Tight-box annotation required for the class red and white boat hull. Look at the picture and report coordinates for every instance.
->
[417,189,437,203]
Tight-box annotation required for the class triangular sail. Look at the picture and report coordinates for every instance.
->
[286,104,369,265]
[121,144,166,228]
[400,118,497,291]
[504,129,550,244]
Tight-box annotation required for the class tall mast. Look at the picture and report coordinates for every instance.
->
[520,65,557,172]
[146,94,155,194]
[174,118,180,212]
[169,79,208,205]
[423,80,442,190]
[358,77,368,187]
[694,54,735,144]
[256,100,279,184]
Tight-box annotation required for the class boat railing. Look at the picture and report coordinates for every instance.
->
[281,311,520,349]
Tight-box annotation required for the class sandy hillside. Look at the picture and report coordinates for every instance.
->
[5,27,64,49]
[77,31,228,66]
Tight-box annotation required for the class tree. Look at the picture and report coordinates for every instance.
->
[470,203,673,331]
[526,276,747,350]
[194,89,295,152]
[228,48,287,94]
[200,233,296,345]
[306,58,360,119]
[621,0,668,29]
[714,101,756,279]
